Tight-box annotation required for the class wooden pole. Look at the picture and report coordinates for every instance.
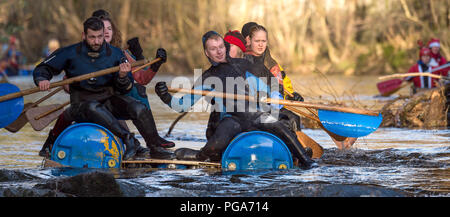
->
[0,58,161,103]
[378,72,449,80]
[168,87,380,116]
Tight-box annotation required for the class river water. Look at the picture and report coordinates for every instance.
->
[0,74,448,197]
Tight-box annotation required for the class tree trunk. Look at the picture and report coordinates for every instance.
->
[119,0,131,45]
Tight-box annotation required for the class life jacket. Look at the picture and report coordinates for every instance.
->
[407,61,446,88]
[123,50,156,86]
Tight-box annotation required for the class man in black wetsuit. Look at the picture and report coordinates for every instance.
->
[33,17,174,160]
[155,31,314,168]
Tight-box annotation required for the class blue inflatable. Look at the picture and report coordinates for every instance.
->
[0,83,24,128]
[221,131,293,171]
[51,123,124,169]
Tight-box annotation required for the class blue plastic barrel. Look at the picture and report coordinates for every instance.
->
[0,83,24,128]
[51,123,124,169]
[221,131,293,171]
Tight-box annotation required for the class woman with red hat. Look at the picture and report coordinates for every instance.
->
[405,47,447,93]
[427,38,447,67]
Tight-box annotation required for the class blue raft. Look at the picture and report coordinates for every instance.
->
[49,123,294,171]
[50,123,124,169]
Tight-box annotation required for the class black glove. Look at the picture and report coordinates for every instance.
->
[127,37,144,60]
[155,81,172,105]
[156,48,167,63]
[151,48,167,72]
[287,92,304,102]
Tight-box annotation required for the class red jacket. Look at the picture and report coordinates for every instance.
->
[124,50,157,86]
[429,52,447,67]
[407,62,448,88]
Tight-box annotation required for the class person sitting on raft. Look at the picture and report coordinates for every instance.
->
[96,11,175,151]
[33,16,174,160]
[155,31,314,169]
[242,22,358,150]
[38,10,175,159]
[205,30,313,155]
[241,22,301,102]
[405,47,448,94]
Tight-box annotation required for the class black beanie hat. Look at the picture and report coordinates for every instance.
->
[92,9,110,18]
[241,22,258,38]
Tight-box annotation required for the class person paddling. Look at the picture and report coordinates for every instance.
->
[241,23,301,102]
[33,17,174,160]
[96,11,175,150]
[243,23,358,150]
[38,10,174,158]
[155,31,314,168]
[222,30,313,153]
[405,47,448,94]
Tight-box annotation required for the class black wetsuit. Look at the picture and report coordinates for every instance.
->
[157,55,313,167]
[33,41,173,160]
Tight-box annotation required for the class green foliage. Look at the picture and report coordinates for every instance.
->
[382,44,409,72]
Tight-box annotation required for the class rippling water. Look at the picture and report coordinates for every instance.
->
[0,74,449,196]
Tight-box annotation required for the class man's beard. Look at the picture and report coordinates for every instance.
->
[84,39,103,52]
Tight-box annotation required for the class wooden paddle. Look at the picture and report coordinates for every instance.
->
[168,87,382,139]
[168,87,380,116]
[376,63,450,96]
[283,90,348,141]
[4,87,64,132]
[0,57,161,103]
[25,101,70,131]
[376,78,410,97]
[378,72,450,81]
[279,91,323,158]
[19,58,162,132]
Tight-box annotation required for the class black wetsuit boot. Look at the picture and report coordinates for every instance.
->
[39,130,56,157]
[131,105,175,159]
[198,117,243,161]
[175,117,242,162]
[102,95,175,159]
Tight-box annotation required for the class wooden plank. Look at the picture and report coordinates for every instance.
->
[122,158,221,168]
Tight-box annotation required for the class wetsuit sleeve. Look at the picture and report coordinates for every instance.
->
[33,48,68,86]
[168,83,214,113]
